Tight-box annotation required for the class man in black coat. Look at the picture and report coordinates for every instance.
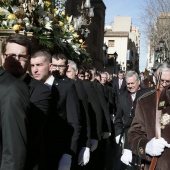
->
[113,70,126,96]
[66,60,91,168]
[0,67,30,170]
[113,70,126,111]
[114,71,152,170]
[1,34,52,170]
[31,51,81,170]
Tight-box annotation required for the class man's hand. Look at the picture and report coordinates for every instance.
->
[110,114,115,123]
[58,154,72,170]
[102,132,111,139]
[90,139,98,152]
[145,137,170,156]
[115,134,124,144]
[78,147,90,166]
[120,149,132,166]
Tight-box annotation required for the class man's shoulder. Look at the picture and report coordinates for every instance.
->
[0,70,27,89]
[24,74,51,93]
[138,89,156,101]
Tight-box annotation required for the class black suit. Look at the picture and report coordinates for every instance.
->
[115,88,153,149]
[82,81,108,170]
[82,80,103,140]
[113,78,126,112]
[54,77,81,153]
[113,77,126,96]
[23,74,52,170]
[45,76,81,169]
[0,67,30,170]
[74,79,91,149]
[93,82,112,134]
[114,87,152,169]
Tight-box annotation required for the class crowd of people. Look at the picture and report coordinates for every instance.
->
[1,33,170,170]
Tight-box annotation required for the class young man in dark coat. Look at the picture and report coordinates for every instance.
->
[31,51,81,170]
[0,66,30,170]
[1,34,52,170]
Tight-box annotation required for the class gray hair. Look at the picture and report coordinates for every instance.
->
[125,70,139,80]
[156,62,170,75]
[68,60,77,70]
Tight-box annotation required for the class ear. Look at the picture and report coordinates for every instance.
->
[75,69,78,76]
[66,64,69,71]
[49,63,53,71]
[138,79,141,85]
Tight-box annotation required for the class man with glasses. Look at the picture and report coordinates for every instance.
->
[1,34,52,170]
[51,53,81,170]
[0,57,30,170]
[128,62,170,170]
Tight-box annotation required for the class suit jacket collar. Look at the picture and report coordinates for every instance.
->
[23,73,35,88]
[125,90,133,107]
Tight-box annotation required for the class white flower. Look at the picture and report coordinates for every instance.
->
[1,20,7,26]
[22,3,28,11]
[66,39,72,43]
[0,7,10,15]
[12,6,19,13]
[75,50,80,55]
[68,15,73,24]
[38,0,43,5]
[45,22,53,30]
[25,22,32,31]
[44,17,50,22]
[161,113,170,126]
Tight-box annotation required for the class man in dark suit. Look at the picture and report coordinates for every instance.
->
[1,34,52,170]
[31,51,81,170]
[113,70,126,111]
[66,60,91,168]
[114,71,152,170]
[113,70,126,96]
[0,66,30,170]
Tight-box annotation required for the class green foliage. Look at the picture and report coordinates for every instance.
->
[0,0,92,64]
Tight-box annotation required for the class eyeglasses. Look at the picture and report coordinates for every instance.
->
[52,64,66,69]
[160,79,170,85]
[4,53,29,61]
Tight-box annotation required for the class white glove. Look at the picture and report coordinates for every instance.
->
[90,139,98,152]
[78,147,90,166]
[120,149,132,166]
[110,114,115,123]
[102,132,111,139]
[58,154,72,170]
[145,137,170,156]
[115,134,124,144]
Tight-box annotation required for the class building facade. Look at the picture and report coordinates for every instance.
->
[146,12,170,71]
[104,16,140,73]
[66,0,106,70]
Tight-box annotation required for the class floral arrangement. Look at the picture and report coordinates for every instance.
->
[0,0,92,64]
[160,113,170,129]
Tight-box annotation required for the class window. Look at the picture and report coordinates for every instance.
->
[108,40,115,47]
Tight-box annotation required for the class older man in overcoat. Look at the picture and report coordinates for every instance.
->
[128,62,170,170]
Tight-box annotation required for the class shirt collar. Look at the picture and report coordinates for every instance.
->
[44,75,55,87]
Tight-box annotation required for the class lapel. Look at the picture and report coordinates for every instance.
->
[23,73,32,88]
[125,90,133,107]
[53,77,61,86]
